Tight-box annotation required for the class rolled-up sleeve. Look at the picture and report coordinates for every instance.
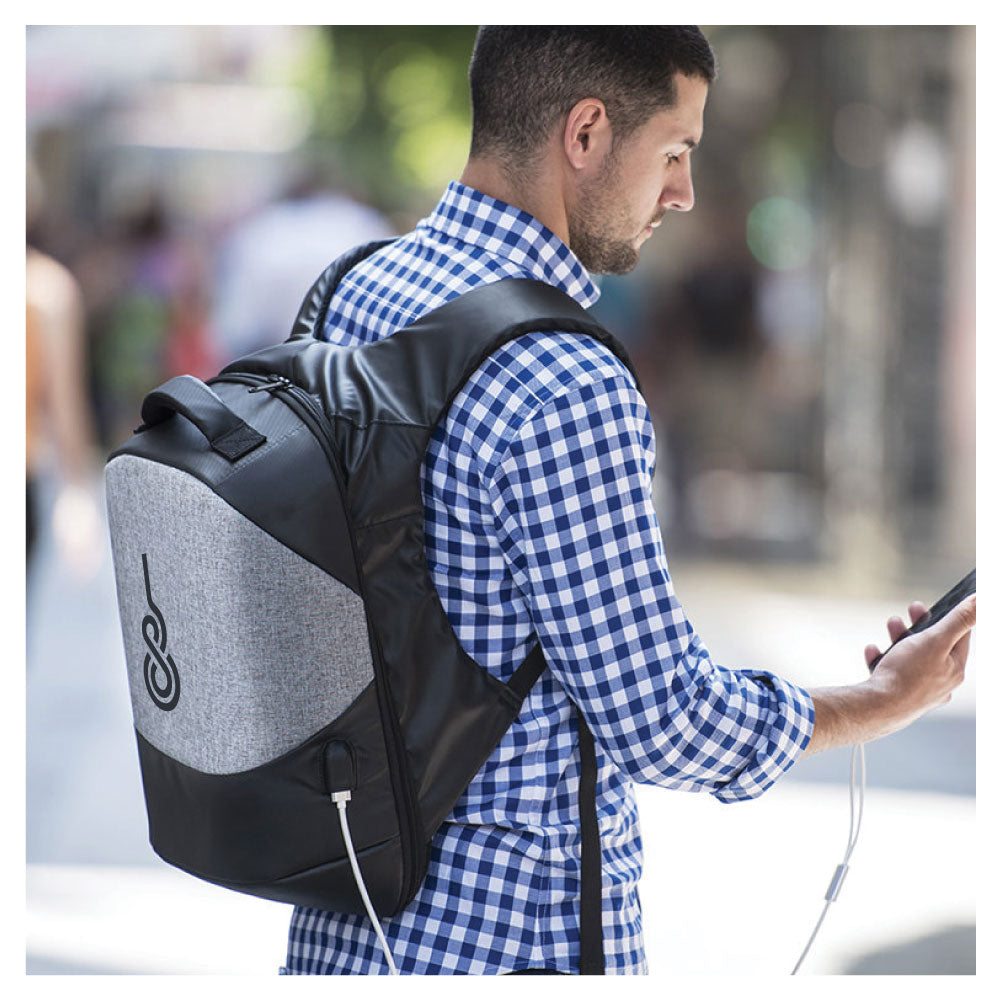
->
[487,373,815,803]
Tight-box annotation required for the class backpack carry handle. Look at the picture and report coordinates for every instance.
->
[138,375,267,462]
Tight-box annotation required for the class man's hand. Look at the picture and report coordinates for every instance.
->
[802,594,976,757]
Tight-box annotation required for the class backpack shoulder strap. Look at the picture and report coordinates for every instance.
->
[287,240,640,401]
[396,275,639,389]
[288,238,396,342]
[389,278,616,975]
[341,277,642,441]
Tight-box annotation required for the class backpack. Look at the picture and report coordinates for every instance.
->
[105,241,639,973]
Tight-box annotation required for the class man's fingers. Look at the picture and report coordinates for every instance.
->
[886,615,908,644]
[867,594,974,672]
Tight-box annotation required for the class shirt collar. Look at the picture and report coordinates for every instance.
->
[417,181,601,309]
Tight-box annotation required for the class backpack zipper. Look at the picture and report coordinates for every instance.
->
[247,375,293,394]
[213,370,424,910]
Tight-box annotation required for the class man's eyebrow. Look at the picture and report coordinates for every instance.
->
[683,138,699,151]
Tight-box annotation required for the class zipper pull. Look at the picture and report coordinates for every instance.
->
[249,375,292,394]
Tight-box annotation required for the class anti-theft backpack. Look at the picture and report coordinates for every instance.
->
[105,240,639,974]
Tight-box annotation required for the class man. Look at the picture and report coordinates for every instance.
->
[282,26,974,975]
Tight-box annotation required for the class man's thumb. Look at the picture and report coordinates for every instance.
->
[938,593,976,641]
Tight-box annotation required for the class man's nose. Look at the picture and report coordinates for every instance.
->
[662,162,695,213]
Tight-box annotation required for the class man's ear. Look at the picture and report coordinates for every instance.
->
[563,98,612,171]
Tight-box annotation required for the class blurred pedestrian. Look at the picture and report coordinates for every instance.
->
[83,191,219,449]
[211,171,394,362]
[26,161,102,581]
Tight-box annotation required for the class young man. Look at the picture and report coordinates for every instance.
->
[282,26,975,975]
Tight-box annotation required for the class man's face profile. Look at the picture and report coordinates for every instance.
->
[568,73,708,274]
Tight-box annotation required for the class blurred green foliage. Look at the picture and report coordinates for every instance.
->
[294,26,478,216]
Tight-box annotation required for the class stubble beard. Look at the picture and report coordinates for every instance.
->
[567,153,644,276]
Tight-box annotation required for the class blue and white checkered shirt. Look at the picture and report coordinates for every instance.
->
[283,181,815,975]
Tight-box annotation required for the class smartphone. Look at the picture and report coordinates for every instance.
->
[868,568,976,672]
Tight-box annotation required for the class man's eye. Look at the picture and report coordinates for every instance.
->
[666,153,680,164]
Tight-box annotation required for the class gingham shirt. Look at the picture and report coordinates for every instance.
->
[283,181,814,976]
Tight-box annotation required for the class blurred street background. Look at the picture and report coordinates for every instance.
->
[25,25,977,976]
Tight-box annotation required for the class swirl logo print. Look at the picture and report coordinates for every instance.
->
[141,554,181,711]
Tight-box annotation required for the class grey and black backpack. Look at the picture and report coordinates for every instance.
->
[105,240,639,974]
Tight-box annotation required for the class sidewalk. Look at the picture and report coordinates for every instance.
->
[26,779,976,975]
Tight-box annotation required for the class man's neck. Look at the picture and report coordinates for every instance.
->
[458,158,570,246]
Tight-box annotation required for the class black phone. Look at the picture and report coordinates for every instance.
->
[868,568,976,672]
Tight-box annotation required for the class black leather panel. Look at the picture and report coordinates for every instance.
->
[356,516,524,835]
[215,418,359,593]
[343,424,426,528]
[202,835,406,914]
[137,682,404,913]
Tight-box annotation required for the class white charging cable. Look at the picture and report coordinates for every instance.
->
[791,742,866,975]
[331,790,400,975]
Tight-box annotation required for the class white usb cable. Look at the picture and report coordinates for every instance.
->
[331,790,400,975]
[791,742,866,975]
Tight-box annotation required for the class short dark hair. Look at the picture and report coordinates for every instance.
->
[468,26,717,170]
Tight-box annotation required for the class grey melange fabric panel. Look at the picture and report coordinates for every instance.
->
[105,454,374,775]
